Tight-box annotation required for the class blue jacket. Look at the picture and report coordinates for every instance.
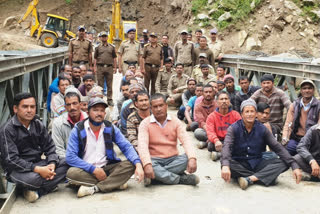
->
[47,77,60,112]
[66,119,141,174]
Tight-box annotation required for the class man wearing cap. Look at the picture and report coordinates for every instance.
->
[282,80,320,155]
[51,76,71,118]
[155,58,175,97]
[208,28,223,61]
[52,90,88,158]
[166,63,189,107]
[221,99,302,190]
[66,97,144,198]
[191,53,215,81]
[94,31,117,106]
[78,74,96,96]
[197,64,216,85]
[234,76,260,113]
[141,32,163,95]
[161,35,174,62]
[251,74,292,134]
[69,25,93,69]
[223,74,241,110]
[174,30,196,77]
[194,36,215,69]
[140,29,150,48]
[118,28,141,75]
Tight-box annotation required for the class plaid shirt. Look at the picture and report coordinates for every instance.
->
[127,111,144,148]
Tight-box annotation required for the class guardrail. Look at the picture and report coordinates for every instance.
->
[221,54,320,100]
[0,47,68,214]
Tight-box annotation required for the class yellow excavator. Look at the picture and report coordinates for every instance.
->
[18,0,75,48]
[108,0,138,49]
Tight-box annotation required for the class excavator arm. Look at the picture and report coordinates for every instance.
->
[18,0,40,37]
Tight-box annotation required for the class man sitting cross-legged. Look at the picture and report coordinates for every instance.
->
[0,93,68,203]
[221,99,302,190]
[66,97,144,198]
[138,93,199,186]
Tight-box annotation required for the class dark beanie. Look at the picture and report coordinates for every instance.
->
[261,74,274,83]
[83,74,94,82]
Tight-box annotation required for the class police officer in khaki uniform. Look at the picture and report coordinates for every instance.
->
[166,63,190,107]
[197,64,216,85]
[208,28,223,61]
[68,25,93,69]
[94,31,117,106]
[192,53,215,80]
[118,28,141,75]
[174,30,195,78]
[141,32,163,95]
[155,58,175,98]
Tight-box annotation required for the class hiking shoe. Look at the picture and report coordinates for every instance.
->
[118,183,128,190]
[301,172,312,181]
[77,185,97,198]
[144,178,152,187]
[238,177,253,190]
[197,141,207,149]
[23,190,39,203]
[211,152,221,161]
[179,174,200,186]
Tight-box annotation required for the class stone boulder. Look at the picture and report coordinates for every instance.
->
[246,37,262,51]
[218,12,231,22]
[238,30,248,47]
[3,16,17,28]
[284,0,302,15]
[197,13,209,20]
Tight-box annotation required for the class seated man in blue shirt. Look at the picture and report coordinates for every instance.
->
[221,99,302,190]
[185,83,203,131]
[66,97,144,198]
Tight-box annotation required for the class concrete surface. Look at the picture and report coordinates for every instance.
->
[9,73,320,214]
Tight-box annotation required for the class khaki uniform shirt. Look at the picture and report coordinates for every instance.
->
[197,74,217,85]
[142,43,163,65]
[174,41,195,65]
[68,38,93,62]
[194,47,215,68]
[155,67,175,93]
[208,40,223,59]
[94,43,117,65]
[118,40,141,63]
[192,64,215,80]
[167,74,190,95]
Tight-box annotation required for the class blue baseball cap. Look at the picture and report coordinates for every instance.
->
[127,28,136,34]
[78,25,86,31]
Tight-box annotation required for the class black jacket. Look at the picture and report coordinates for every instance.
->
[234,86,261,112]
[0,115,58,175]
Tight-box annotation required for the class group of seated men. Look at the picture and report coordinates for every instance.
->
[1,59,320,203]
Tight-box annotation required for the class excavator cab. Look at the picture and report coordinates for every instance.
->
[39,14,75,48]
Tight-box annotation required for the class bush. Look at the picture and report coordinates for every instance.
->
[191,0,208,14]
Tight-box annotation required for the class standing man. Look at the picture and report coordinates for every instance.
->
[251,74,292,134]
[118,28,141,75]
[0,93,68,202]
[140,29,149,48]
[69,25,93,69]
[208,28,223,61]
[282,80,320,155]
[174,30,195,77]
[194,29,203,48]
[94,31,117,106]
[141,32,163,95]
[166,63,189,107]
[234,76,260,113]
[221,99,302,190]
[161,35,174,62]
[155,58,175,97]
[194,36,215,68]
[66,97,144,198]
[138,94,199,186]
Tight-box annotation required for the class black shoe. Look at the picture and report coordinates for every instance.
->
[179,173,200,186]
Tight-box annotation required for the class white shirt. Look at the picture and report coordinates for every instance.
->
[82,120,108,167]
[150,114,172,128]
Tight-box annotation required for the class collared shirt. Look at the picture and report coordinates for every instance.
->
[167,74,189,95]
[67,112,87,127]
[94,43,117,64]
[155,67,175,93]
[208,39,223,59]
[191,64,215,80]
[194,47,215,68]
[68,37,93,62]
[300,97,313,111]
[197,74,217,85]
[82,120,107,168]
[174,41,195,65]
[150,114,172,128]
[118,40,141,62]
[142,43,163,65]
[51,92,66,118]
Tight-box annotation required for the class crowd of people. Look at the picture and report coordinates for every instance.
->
[1,25,320,204]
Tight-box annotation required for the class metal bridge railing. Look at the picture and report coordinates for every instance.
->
[0,47,68,213]
[221,54,320,101]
